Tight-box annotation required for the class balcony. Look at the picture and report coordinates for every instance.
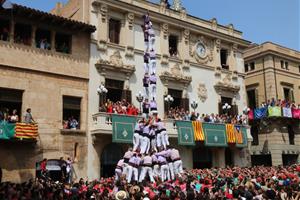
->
[0,122,38,142]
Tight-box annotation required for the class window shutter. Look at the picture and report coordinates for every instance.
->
[255,89,259,108]
[122,90,132,104]
[181,98,190,112]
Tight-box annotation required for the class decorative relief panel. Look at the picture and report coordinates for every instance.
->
[211,18,218,30]
[198,83,208,102]
[160,63,192,86]
[100,4,108,23]
[161,23,169,39]
[127,13,134,30]
[189,35,213,64]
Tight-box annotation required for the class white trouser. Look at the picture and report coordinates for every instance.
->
[150,137,157,152]
[156,133,162,148]
[153,164,160,177]
[144,86,149,98]
[140,136,150,154]
[133,133,140,151]
[115,168,122,181]
[161,130,169,149]
[139,166,155,183]
[160,164,170,182]
[144,63,149,74]
[126,166,138,183]
[150,84,156,100]
[173,160,183,174]
[149,36,155,50]
[144,41,149,52]
[122,163,130,177]
[168,162,175,180]
[149,59,156,74]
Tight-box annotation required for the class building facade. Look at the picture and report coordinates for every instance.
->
[0,5,95,182]
[55,0,252,180]
[244,42,300,166]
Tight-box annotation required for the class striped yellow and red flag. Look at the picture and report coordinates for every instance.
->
[234,126,243,144]
[192,121,205,141]
[15,123,38,139]
[225,124,236,143]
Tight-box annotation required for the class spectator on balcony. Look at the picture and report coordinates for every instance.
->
[38,38,50,50]
[68,116,79,130]
[0,27,9,41]
[8,109,19,123]
[24,108,35,124]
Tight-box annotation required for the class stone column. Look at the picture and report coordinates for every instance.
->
[214,39,221,68]
[31,25,37,48]
[264,55,277,100]
[228,44,237,71]
[51,30,56,52]
[124,12,135,57]
[181,29,190,67]
[160,23,169,65]
[97,4,108,51]
[9,18,14,43]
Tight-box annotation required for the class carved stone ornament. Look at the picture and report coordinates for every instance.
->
[215,39,221,52]
[100,4,108,23]
[232,43,238,57]
[214,74,240,94]
[125,46,134,58]
[211,18,217,30]
[183,29,190,44]
[161,54,169,65]
[97,40,107,51]
[190,35,213,64]
[161,23,169,39]
[198,83,208,102]
[159,64,192,86]
[228,24,234,35]
[127,12,134,30]
[95,50,135,75]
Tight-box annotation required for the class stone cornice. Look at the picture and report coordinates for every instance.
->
[93,0,251,48]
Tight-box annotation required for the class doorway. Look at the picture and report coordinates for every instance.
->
[282,154,298,166]
[251,154,272,166]
[193,147,212,169]
[225,148,233,167]
[100,143,124,178]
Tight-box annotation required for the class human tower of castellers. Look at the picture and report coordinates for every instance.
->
[114,13,183,184]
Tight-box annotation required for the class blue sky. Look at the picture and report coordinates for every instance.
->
[11,0,300,51]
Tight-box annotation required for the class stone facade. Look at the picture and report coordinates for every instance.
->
[0,5,95,182]
[56,0,252,179]
[244,42,300,166]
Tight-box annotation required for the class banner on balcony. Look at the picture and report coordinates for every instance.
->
[236,126,248,148]
[226,124,236,144]
[112,114,136,144]
[292,108,300,119]
[0,121,15,139]
[192,121,205,141]
[203,123,227,147]
[268,106,281,117]
[254,107,267,119]
[175,121,195,146]
[15,123,38,139]
[282,107,292,118]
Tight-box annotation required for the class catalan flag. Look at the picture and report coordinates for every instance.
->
[234,126,243,144]
[192,121,205,141]
[15,123,38,139]
[225,124,236,144]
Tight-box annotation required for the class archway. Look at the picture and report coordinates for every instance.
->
[100,143,124,178]
[193,147,212,169]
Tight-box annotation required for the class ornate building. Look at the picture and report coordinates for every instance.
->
[0,4,95,182]
[54,0,252,179]
[244,42,300,166]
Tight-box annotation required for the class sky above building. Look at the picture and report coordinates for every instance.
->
[11,0,300,51]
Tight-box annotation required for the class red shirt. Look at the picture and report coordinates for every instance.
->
[41,161,47,172]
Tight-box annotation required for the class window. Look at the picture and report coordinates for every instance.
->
[105,79,124,103]
[288,125,295,145]
[55,33,72,54]
[281,60,284,69]
[0,88,23,122]
[165,89,189,115]
[250,124,259,146]
[250,62,255,71]
[63,96,81,129]
[247,89,257,109]
[244,64,249,72]
[35,29,51,50]
[0,19,9,41]
[14,23,32,46]
[285,62,289,70]
[220,49,229,70]
[109,18,121,44]
[298,65,300,73]
[283,87,294,102]
[169,35,178,57]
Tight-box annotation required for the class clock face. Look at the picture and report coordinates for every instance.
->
[196,43,206,58]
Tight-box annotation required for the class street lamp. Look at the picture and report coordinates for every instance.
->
[222,103,231,115]
[191,99,198,113]
[164,94,174,113]
[136,91,144,115]
[97,84,108,108]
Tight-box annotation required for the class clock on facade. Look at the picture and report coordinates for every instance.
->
[196,42,206,58]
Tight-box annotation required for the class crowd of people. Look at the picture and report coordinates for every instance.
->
[63,116,79,130]
[102,99,139,117]
[166,107,248,125]
[1,165,300,199]
[260,98,299,109]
